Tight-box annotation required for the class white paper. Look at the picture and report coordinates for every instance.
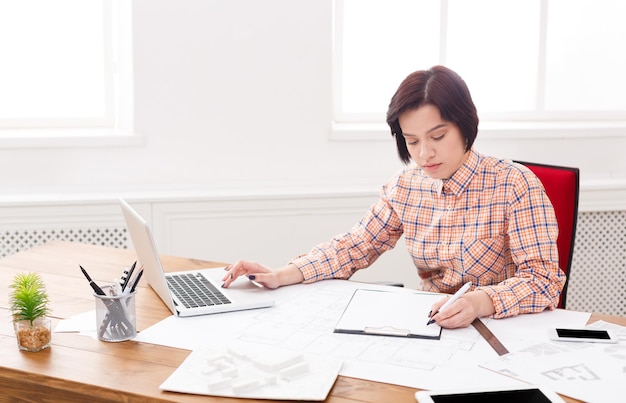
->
[135,281,523,391]
[160,342,342,400]
[53,310,97,334]
[335,289,442,338]
[481,331,626,403]
[483,309,592,352]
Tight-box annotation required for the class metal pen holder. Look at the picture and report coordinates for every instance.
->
[94,285,137,342]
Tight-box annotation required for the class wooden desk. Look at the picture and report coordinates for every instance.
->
[1,241,623,403]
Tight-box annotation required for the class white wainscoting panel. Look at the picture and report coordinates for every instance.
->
[0,202,132,258]
[150,195,420,289]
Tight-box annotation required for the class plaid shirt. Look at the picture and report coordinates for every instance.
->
[291,150,565,318]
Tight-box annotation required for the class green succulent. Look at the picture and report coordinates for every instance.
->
[9,272,51,326]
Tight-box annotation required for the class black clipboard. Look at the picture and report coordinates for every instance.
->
[334,288,443,340]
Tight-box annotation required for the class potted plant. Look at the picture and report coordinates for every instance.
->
[9,272,52,352]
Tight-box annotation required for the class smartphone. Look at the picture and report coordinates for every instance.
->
[548,327,618,343]
[415,385,565,403]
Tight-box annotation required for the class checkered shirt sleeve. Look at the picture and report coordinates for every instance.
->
[290,151,565,318]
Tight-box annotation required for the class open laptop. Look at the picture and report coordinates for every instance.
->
[119,198,274,317]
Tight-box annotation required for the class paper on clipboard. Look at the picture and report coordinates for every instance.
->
[334,289,443,340]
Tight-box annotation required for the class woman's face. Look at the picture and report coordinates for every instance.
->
[398,104,469,180]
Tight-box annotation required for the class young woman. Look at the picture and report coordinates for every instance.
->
[222,66,565,329]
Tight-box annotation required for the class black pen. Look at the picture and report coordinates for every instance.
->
[121,261,137,291]
[128,269,144,293]
[80,265,106,296]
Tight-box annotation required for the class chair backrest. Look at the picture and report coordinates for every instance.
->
[514,161,580,309]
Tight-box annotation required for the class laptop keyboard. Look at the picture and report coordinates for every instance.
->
[166,273,232,309]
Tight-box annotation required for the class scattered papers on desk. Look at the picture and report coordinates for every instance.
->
[135,281,522,391]
[480,322,626,403]
[160,342,342,401]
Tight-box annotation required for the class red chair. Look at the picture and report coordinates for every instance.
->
[515,161,580,309]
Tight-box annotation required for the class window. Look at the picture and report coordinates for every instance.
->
[0,0,134,144]
[334,0,626,138]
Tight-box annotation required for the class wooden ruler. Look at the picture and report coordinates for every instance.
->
[472,318,510,356]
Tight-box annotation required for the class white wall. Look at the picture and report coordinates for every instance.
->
[1,0,625,192]
[0,0,397,193]
[0,0,625,279]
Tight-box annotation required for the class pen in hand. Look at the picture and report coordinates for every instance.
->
[426,281,472,326]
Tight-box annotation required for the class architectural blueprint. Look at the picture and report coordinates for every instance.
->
[135,280,523,390]
[480,329,626,403]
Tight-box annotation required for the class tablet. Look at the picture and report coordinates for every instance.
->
[415,385,565,403]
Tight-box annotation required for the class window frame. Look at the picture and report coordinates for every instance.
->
[332,0,626,141]
[0,0,139,149]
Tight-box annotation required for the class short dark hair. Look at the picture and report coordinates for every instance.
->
[386,66,479,164]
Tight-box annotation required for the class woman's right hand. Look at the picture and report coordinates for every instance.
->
[221,261,303,289]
